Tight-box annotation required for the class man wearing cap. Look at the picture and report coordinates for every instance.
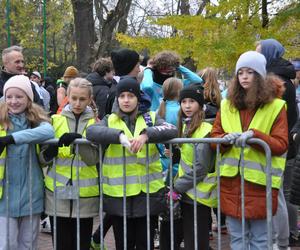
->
[30,71,51,111]
[0,45,43,105]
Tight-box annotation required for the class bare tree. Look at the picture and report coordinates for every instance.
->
[94,0,133,58]
[262,0,269,27]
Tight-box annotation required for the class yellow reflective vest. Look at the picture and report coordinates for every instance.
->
[102,112,164,197]
[178,122,217,207]
[0,129,6,199]
[44,115,99,197]
[220,98,286,189]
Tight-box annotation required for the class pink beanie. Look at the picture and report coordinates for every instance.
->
[3,75,34,102]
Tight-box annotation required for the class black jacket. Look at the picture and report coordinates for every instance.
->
[86,72,112,119]
[267,58,297,159]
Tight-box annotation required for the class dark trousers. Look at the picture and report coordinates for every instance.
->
[159,218,183,250]
[111,215,157,250]
[49,216,93,250]
[181,202,211,250]
[92,213,114,243]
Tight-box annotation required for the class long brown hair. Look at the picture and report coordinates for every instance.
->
[227,72,276,110]
[0,101,50,131]
[158,77,183,119]
[199,67,221,108]
[178,106,205,138]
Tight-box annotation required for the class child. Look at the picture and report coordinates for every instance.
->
[211,51,288,249]
[40,78,99,250]
[86,76,178,250]
[171,84,217,250]
[199,67,222,119]
[0,75,54,249]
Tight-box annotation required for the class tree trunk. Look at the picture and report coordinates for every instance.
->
[261,0,269,28]
[71,0,95,72]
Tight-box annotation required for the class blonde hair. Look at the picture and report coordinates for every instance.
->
[199,67,221,108]
[158,77,183,119]
[67,77,98,118]
[0,101,50,131]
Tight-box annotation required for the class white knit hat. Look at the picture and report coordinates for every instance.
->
[235,51,267,78]
[3,75,34,102]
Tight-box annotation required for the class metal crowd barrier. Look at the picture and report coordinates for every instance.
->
[3,137,273,250]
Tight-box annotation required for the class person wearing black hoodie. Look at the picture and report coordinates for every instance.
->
[256,38,298,248]
[86,58,115,119]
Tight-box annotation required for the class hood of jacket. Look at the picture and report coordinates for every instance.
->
[267,58,296,80]
[61,104,95,134]
[260,39,285,64]
[86,72,111,87]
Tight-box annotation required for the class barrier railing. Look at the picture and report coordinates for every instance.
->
[3,137,274,250]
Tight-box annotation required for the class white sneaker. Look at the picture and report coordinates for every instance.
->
[40,217,51,233]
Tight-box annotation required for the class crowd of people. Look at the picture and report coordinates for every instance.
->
[0,39,299,250]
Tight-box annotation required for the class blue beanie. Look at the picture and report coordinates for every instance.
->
[235,51,267,78]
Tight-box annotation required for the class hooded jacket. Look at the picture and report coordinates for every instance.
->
[40,105,99,218]
[260,39,297,159]
[86,71,113,119]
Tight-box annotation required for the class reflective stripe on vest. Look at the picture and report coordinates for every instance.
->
[44,115,99,197]
[47,169,98,187]
[55,158,91,168]
[178,122,217,207]
[0,129,6,199]
[103,112,164,197]
[220,98,286,188]
[103,153,160,165]
[102,172,163,185]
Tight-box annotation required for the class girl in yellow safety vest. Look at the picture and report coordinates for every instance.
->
[0,75,54,249]
[211,51,288,249]
[86,76,178,250]
[40,77,99,250]
[170,84,216,250]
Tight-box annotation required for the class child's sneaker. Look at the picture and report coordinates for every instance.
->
[40,216,51,234]
[90,238,107,250]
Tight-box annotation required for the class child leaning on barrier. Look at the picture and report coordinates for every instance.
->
[0,75,54,249]
[211,51,288,249]
[39,78,99,250]
[169,84,217,250]
[86,76,178,250]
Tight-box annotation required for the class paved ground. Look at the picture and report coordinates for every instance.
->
[37,217,300,249]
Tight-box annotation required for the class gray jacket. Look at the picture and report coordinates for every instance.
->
[40,105,99,218]
[86,105,178,217]
[174,133,215,204]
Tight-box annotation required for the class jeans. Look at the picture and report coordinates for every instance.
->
[226,216,268,250]
[0,215,40,250]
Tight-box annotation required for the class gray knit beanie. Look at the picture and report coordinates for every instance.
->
[235,51,267,78]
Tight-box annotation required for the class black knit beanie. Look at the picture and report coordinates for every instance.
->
[111,49,140,76]
[116,76,141,99]
[179,84,204,106]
